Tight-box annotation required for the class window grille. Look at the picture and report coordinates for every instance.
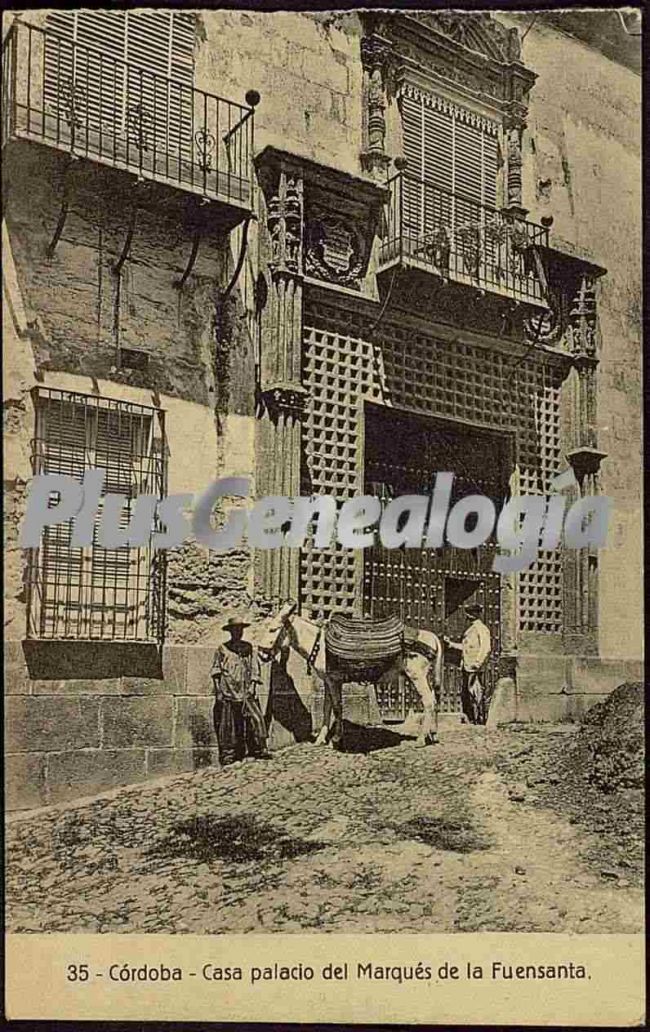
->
[26,388,167,643]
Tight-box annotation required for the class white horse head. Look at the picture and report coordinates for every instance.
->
[257,599,298,656]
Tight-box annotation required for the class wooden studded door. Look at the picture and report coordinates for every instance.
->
[363,402,509,716]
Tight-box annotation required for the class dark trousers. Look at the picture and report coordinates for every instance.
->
[461,670,484,725]
[213,694,267,766]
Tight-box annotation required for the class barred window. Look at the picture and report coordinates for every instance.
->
[26,388,167,643]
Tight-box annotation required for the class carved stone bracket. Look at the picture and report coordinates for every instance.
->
[266,171,304,278]
[567,274,598,358]
[566,446,607,482]
[530,245,605,356]
[260,383,308,418]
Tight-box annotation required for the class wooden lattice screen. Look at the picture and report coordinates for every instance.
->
[301,298,565,639]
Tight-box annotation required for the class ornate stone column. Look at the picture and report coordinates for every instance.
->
[504,119,525,215]
[564,273,606,653]
[258,386,305,607]
[360,31,393,179]
[502,36,535,220]
[256,160,306,606]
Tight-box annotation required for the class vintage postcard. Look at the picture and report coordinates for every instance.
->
[3,3,644,1025]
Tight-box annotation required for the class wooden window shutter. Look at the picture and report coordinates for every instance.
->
[44,11,195,155]
[44,11,126,134]
[400,86,499,224]
[400,91,423,234]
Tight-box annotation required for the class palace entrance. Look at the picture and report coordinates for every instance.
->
[363,402,513,717]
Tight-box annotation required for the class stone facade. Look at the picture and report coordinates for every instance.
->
[512,14,642,664]
[3,10,642,809]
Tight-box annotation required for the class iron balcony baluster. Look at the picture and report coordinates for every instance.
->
[381,169,549,307]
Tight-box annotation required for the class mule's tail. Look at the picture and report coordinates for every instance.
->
[433,635,443,690]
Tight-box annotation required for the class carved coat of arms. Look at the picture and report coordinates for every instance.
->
[304,214,365,287]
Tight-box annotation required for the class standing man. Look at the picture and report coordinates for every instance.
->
[443,602,492,725]
[211,615,270,766]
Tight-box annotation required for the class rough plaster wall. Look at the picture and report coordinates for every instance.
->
[5,146,226,402]
[195,11,363,176]
[506,18,642,661]
[3,223,38,641]
[3,139,260,646]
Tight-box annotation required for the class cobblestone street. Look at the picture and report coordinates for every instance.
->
[6,724,644,935]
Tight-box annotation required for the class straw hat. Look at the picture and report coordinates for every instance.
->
[222,615,251,631]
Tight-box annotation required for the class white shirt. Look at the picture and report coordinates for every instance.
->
[461,619,491,673]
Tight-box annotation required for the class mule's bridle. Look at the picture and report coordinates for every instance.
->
[306,626,322,672]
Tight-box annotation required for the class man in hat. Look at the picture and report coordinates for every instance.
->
[211,615,270,766]
[443,603,492,725]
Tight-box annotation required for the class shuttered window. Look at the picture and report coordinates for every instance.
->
[44,11,195,156]
[400,85,499,236]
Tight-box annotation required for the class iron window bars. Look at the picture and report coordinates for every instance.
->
[380,170,549,306]
[2,20,255,209]
[26,387,167,644]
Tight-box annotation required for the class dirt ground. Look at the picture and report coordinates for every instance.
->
[6,705,644,935]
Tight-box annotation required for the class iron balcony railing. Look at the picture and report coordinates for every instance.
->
[380,171,549,306]
[2,20,255,210]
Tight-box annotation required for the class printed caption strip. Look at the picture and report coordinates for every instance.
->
[6,932,645,1025]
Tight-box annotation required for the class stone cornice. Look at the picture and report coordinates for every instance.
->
[383,11,537,120]
[303,279,574,372]
[540,238,607,280]
[255,146,388,209]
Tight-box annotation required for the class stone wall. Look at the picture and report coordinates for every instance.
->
[5,639,381,811]
[489,656,644,728]
[5,639,219,810]
[195,11,363,177]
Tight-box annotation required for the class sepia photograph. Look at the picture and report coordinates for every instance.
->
[2,2,644,1023]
